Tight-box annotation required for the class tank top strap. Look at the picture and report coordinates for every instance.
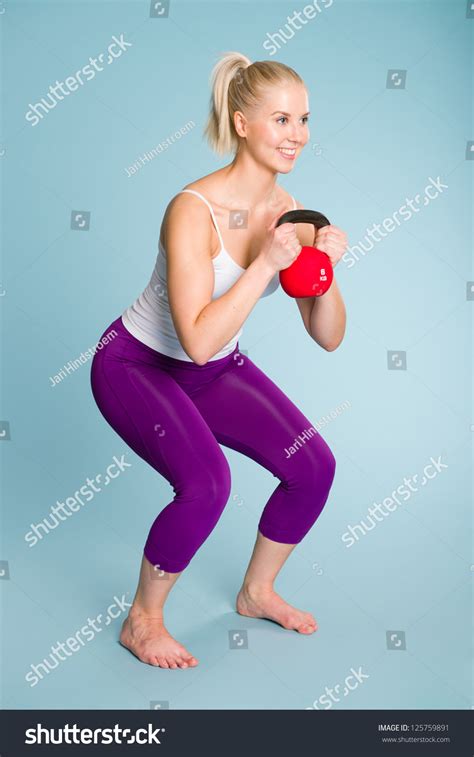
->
[178,189,225,250]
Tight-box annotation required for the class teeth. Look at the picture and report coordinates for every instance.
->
[278,148,296,155]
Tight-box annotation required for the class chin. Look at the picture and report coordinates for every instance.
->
[273,151,298,173]
[274,161,295,174]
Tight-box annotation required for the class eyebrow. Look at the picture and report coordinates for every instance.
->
[270,111,310,116]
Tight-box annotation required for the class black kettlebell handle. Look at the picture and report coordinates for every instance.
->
[276,209,331,231]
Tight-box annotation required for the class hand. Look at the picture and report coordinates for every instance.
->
[259,213,302,274]
[313,225,348,268]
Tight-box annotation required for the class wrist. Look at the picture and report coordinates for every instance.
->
[251,253,277,281]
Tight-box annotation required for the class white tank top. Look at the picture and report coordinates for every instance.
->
[121,188,296,361]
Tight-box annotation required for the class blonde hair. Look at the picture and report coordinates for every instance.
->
[204,51,305,156]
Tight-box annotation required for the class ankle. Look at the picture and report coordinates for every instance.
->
[129,602,165,621]
[241,580,274,598]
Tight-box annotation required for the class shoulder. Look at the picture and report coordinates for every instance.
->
[161,190,213,248]
[164,187,211,221]
[165,176,222,217]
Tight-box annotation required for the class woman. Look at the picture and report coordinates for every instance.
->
[90,51,347,670]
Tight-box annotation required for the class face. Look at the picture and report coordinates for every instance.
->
[234,82,310,173]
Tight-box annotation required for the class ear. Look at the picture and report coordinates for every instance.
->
[233,110,248,139]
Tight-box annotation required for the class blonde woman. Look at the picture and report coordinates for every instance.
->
[90,51,347,669]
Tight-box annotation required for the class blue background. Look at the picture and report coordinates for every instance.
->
[1,0,472,710]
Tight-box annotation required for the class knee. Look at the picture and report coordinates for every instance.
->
[207,460,232,507]
[321,443,336,483]
[289,439,336,491]
[181,457,232,515]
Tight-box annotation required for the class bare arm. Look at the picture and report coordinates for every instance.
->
[164,193,277,365]
[293,201,347,351]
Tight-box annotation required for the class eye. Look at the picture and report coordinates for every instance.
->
[276,115,309,125]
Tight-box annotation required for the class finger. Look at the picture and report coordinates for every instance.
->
[315,234,343,247]
[276,221,297,234]
[316,228,340,238]
[317,228,346,241]
[323,225,344,233]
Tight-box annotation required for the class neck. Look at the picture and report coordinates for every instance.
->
[222,149,279,209]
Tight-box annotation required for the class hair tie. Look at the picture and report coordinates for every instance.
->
[234,67,245,85]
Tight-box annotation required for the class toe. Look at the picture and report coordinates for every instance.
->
[157,657,169,668]
[168,660,178,669]
[178,648,198,665]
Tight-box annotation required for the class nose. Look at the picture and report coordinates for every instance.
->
[287,122,303,144]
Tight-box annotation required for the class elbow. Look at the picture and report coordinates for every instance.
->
[178,332,208,365]
[322,325,346,352]
[186,348,209,366]
[192,354,209,366]
[182,342,209,366]
[322,337,344,352]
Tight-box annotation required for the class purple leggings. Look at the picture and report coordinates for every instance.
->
[90,316,336,573]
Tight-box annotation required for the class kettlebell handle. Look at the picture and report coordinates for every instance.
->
[276,209,331,230]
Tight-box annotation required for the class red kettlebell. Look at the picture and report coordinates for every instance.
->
[276,209,333,297]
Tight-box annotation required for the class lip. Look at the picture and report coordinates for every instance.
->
[277,147,297,161]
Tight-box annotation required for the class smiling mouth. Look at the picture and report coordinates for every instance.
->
[277,147,297,159]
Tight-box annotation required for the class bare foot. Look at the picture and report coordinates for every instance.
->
[119,610,199,669]
[236,584,318,634]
